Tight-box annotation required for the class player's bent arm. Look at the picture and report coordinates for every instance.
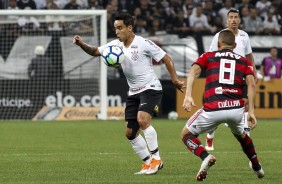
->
[80,43,101,56]
[162,54,184,92]
[182,65,201,112]
[185,64,202,97]
[246,53,258,81]
[246,74,257,129]
[73,35,101,56]
[162,54,178,82]
[245,74,256,114]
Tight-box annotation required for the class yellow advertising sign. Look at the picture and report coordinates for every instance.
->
[33,106,125,120]
[177,78,282,119]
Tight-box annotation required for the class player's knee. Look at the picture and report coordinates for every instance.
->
[126,120,140,140]
[137,114,150,129]
[233,132,247,142]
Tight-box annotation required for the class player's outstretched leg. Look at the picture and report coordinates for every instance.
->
[128,134,152,175]
[182,134,216,181]
[143,125,163,175]
[234,133,264,179]
[205,131,215,151]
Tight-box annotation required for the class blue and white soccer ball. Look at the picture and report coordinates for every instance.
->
[101,45,124,67]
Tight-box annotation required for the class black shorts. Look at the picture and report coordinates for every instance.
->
[125,89,163,120]
[242,80,247,99]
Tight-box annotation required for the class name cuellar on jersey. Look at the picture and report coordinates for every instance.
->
[98,35,165,96]
[194,49,254,111]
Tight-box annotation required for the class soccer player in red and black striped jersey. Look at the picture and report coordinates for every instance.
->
[181,30,264,181]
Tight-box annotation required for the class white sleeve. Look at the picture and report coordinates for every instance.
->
[209,33,219,52]
[145,39,166,62]
[245,34,252,55]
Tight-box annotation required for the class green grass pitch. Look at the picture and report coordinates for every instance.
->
[0,119,281,184]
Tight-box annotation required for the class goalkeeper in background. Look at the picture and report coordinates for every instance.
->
[73,12,184,175]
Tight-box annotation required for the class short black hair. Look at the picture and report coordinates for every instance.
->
[219,30,235,46]
[227,9,240,16]
[115,13,135,27]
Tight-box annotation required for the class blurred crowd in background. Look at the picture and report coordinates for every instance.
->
[0,0,281,38]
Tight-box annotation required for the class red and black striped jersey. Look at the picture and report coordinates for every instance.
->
[193,49,254,111]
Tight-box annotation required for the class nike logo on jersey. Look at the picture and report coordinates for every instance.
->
[140,103,147,106]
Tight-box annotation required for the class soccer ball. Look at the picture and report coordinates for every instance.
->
[101,45,124,67]
[168,111,178,120]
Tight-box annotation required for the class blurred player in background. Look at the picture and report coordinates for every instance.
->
[73,12,184,175]
[181,30,264,181]
[205,9,257,151]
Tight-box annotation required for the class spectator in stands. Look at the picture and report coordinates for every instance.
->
[255,0,271,20]
[88,0,103,9]
[237,0,253,17]
[203,0,218,27]
[263,9,281,35]
[182,0,194,19]
[53,0,68,9]
[43,0,60,9]
[63,0,81,9]
[210,15,224,33]
[218,0,235,28]
[244,7,264,35]
[135,16,147,34]
[172,10,192,38]
[34,0,46,9]
[189,3,211,35]
[28,45,52,79]
[240,6,250,29]
[76,0,89,9]
[260,47,282,80]
[17,0,37,9]
[7,0,20,21]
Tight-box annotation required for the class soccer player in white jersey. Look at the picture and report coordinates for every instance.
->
[73,13,184,175]
[205,9,258,151]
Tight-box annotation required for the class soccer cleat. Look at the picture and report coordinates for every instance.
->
[145,158,164,175]
[205,138,214,151]
[134,163,150,175]
[196,154,216,181]
[249,161,264,178]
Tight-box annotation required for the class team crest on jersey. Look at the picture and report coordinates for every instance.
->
[241,39,247,46]
[131,50,139,61]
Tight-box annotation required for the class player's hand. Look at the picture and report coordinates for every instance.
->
[182,96,196,112]
[173,79,185,93]
[247,113,257,130]
[73,35,83,46]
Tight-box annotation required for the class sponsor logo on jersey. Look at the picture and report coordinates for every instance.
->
[131,45,138,48]
[218,100,240,108]
[215,87,238,94]
[131,50,139,61]
[215,52,241,59]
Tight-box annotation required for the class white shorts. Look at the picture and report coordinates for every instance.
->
[185,107,245,135]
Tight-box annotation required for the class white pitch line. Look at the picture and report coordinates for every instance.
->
[0,150,281,157]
